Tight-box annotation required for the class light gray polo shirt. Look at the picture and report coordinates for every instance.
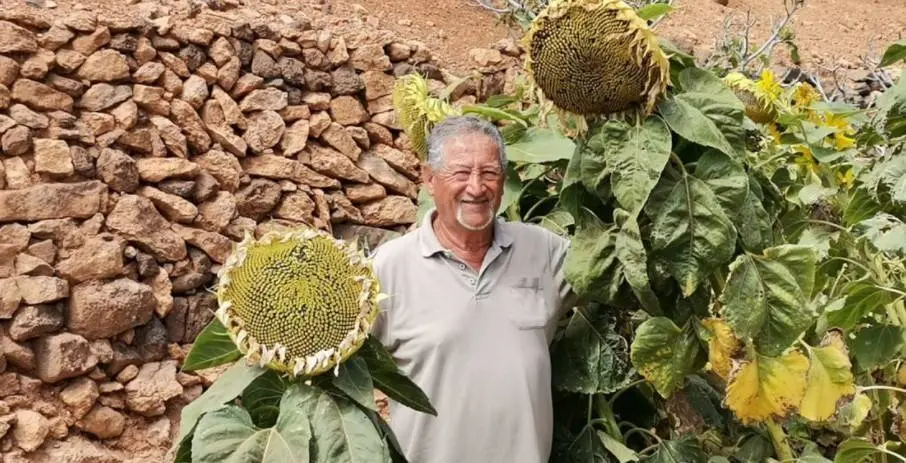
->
[370,208,575,463]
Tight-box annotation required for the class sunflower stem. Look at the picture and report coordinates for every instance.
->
[765,420,793,461]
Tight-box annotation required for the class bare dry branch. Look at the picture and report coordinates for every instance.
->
[738,0,804,71]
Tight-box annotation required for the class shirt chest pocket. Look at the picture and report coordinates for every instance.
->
[499,275,552,330]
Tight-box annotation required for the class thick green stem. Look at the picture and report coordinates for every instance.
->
[594,394,623,441]
[765,420,793,461]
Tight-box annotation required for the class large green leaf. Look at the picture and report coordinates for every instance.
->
[657,67,746,160]
[597,116,672,213]
[598,431,639,463]
[862,155,906,205]
[682,375,729,429]
[243,370,290,428]
[825,280,896,330]
[564,219,623,304]
[551,423,611,463]
[734,435,775,463]
[504,127,575,163]
[736,186,774,253]
[499,163,523,215]
[177,360,267,444]
[880,40,906,67]
[615,210,661,315]
[849,324,906,370]
[559,142,600,220]
[641,435,708,463]
[365,409,407,463]
[637,2,674,20]
[719,245,817,356]
[695,151,773,252]
[764,244,817,299]
[538,208,575,236]
[297,383,388,463]
[576,125,611,196]
[874,223,906,254]
[182,319,242,372]
[191,384,313,463]
[630,317,705,398]
[359,337,437,416]
[333,356,378,411]
[833,439,889,463]
[650,173,737,297]
[694,150,748,215]
[551,307,633,394]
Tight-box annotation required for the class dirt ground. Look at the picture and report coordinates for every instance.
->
[5,0,904,74]
[339,0,906,76]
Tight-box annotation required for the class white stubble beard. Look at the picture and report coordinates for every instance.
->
[456,202,495,231]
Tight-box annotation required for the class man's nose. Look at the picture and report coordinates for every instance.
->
[465,171,484,195]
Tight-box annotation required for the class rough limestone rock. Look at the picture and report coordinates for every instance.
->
[105,195,187,262]
[13,409,49,452]
[68,278,156,340]
[0,182,107,222]
[0,6,497,456]
[124,360,183,417]
[55,233,126,283]
[33,333,98,383]
[59,377,99,419]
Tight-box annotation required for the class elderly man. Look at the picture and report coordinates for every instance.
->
[370,115,576,463]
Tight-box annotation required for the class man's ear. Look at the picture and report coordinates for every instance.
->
[421,162,435,195]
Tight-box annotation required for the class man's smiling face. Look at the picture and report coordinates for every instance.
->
[424,131,504,232]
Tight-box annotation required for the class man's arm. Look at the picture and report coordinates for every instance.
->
[368,246,395,350]
[550,231,579,320]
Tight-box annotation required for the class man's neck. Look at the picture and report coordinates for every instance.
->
[432,215,493,269]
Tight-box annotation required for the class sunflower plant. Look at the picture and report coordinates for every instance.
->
[390,0,906,460]
[172,229,436,463]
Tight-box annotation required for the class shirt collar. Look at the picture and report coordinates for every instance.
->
[417,207,513,258]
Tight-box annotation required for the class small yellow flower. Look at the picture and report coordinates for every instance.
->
[755,69,784,109]
[836,168,855,189]
[822,113,856,150]
[792,82,821,109]
[792,144,820,174]
[833,132,856,150]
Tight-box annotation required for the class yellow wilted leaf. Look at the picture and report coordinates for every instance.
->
[800,332,856,422]
[898,363,906,386]
[836,393,872,430]
[700,318,740,380]
[726,350,809,424]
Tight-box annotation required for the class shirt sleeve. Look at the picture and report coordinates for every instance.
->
[368,246,395,350]
[549,231,578,320]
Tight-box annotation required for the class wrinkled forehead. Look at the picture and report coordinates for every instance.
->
[438,133,501,169]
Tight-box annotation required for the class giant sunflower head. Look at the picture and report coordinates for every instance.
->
[522,0,670,126]
[215,228,384,377]
[392,72,460,160]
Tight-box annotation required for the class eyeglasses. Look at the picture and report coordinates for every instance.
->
[444,167,503,182]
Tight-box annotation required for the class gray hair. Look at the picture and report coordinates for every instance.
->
[425,115,507,171]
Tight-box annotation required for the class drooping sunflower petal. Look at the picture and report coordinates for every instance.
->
[215,228,384,378]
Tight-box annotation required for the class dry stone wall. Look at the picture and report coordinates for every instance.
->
[0,6,518,460]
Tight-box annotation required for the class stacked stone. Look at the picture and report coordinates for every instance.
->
[0,9,479,457]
